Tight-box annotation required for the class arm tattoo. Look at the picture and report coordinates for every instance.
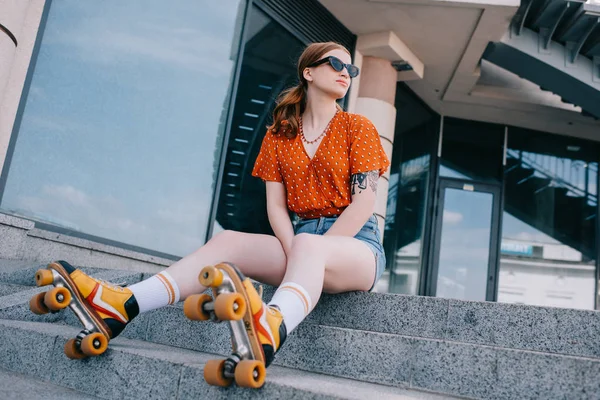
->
[351,170,379,195]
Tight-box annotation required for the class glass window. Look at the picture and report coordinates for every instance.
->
[212,6,306,236]
[0,1,246,256]
[381,83,438,294]
[499,127,598,310]
[440,117,504,182]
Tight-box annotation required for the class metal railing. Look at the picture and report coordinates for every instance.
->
[506,149,598,207]
[400,155,430,185]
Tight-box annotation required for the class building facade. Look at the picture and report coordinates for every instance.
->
[1,0,600,310]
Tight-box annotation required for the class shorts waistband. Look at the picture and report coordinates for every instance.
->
[297,214,339,222]
[296,213,377,224]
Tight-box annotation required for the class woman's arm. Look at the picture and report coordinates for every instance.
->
[266,181,295,256]
[324,170,379,237]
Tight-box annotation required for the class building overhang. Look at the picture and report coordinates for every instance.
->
[320,0,600,140]
[356,31,424,81]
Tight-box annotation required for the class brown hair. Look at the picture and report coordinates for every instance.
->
[267,42,350,138]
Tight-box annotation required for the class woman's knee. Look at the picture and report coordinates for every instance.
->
[202,230,242,250]
[291,233,322,252]
[290,233,329,269]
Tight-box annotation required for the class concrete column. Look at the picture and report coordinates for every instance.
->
[351,30,424,239]
[353,56,397,236]
[0,0,46,178]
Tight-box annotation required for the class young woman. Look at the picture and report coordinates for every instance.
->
[33,42,389,369]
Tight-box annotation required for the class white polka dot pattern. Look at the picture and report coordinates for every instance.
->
[251,111,390,219]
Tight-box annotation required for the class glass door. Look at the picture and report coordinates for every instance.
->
[429,178,501,301]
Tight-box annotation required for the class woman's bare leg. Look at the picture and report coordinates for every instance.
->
[265,232,376,337]
[280,233,376,306]
[165,230,288,299]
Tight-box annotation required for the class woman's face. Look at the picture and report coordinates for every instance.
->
[304,48,353,100]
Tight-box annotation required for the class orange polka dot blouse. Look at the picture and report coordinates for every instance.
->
[251,111,390,219]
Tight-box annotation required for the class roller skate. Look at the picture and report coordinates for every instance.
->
[183,262,287,389]
[29,260,139,359]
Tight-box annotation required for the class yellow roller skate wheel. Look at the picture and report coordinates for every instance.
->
[214,293,246,321]
[183,294,212,321]
[199,266,223,287]
[29,292,49,315]
[235,359,266,388]
[64,338,86,360]
[35,269,54,287]
[204,359,233,387]
[80,332,108,356]
[44,287,72,311]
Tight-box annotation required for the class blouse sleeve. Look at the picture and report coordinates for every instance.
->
[251,131,283,182]
[349,115,390,176]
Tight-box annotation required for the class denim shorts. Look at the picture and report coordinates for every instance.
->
[293,214,386,291]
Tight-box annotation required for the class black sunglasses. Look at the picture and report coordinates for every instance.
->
[307,56,360,78]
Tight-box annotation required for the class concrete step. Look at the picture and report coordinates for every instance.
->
[119,305,600,399]
[2,263,600,398]
[3,295,599,398]
[3,263,600,361]
[0,260,45,286]
[0,319,458,400]
[0,367,101,400]
[24,279,600,361]
[309,291,600,360]
[0,259,127,286]
[0,282,31,297]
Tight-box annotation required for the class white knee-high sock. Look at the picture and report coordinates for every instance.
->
[268,282,313,333]
[129,271,181,314]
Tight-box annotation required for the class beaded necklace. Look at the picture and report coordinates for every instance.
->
[299,110,338,144]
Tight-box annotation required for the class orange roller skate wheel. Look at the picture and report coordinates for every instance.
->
[183,294,212,321]
[44,287,72,311]
[235,359,266,388]
[214,293,246,321]
[35,269,53,287]
[64,339,86,360]
[199,266,223,287]
[80,332,108,356]
[204,359,233,387]
[29,292,49,315]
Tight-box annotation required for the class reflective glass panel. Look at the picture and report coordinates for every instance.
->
[440,117,504,183]
[381,83,438,294]
[436,188,493,301]
[499,127,598,310]
[0,0,245,256]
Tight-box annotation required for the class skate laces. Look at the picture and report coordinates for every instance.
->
[94,278,126,292]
